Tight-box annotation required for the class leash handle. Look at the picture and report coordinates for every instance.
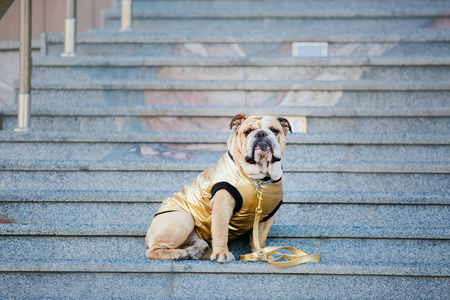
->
[240,178,321,267]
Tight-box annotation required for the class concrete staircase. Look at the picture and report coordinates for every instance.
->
[1,0,449,298]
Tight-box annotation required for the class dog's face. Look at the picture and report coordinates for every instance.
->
[227,114,292,180]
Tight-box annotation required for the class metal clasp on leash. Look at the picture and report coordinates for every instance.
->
[249,178,269,216]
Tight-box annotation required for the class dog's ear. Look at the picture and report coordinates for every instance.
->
[229,113,247,132]
[277,117,292,134]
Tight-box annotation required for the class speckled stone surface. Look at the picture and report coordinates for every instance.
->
[2,107,449,133]
[1,141,449,164]
[1,169,448,193]
[44,29,450,57]
[1,272,448,299]
[1,201,448,229]
[1,222,449,240]
[1,0,450,298]
[45,27,450,44]
[112,0,450,18]
[25,88,450,107]
[31,56,450,82]
[1,131,449,144]
[0,235,448,273]
[1,189,448,205]
[23,78,450,91]
[102,17,450,37]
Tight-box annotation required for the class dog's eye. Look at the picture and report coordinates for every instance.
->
[244,129,253,136]
[270,128,280,135]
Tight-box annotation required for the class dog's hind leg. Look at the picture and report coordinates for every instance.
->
[145,210,198,260]
[180,230,209,260]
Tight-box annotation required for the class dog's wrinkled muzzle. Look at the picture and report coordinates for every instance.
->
[255,140,271,157]
[246,136,282,164]
[246,139,271,163]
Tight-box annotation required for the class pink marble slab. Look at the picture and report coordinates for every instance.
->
[426,11,450,28]
[139,116,307,133]
[157,67,365,81]
[140,143,227,161]
[174,43,246,57]
[144,91,246,106]
[142,90,343,107]
[246,91,342,107]
[174,43,292,57]
[140,116,231,132]
[331,43,396,57]
[255,44,291,57]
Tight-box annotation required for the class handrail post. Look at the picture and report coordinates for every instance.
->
[15,0,32,132]
[120,0,132,31]
[62,0,76,57]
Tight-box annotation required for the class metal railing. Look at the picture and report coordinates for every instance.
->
[14,0,133,131]
[121,0,132,31]
[15,0,31,132]
[61,0,77,57]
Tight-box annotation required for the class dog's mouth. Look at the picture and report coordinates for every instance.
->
[245,140,281,164]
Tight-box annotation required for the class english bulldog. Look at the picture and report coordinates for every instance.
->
[145,114,292,262]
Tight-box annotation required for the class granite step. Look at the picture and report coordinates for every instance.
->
[24,79,450,108]
[0,163,448,192]
[2,200,448,233]
[2,158,448,173]
[2,131,449,145]
[0,133,449,164]
[0,225,448,268]
[44,30,450,57]
[0,264,448,299]
[26,78,450,91]
[115,0,450,19]
[1,189,448,205]
[101,17,449,37]
[2,223,448,240]
[2,104,449,133]
[32,56,450,82]
[100,1,450,35]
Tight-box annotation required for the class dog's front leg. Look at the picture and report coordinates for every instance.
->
[210,189,236,263]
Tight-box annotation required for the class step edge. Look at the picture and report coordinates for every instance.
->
[1,190,447,205]
[0,259,448,277]
[1,224,448,240]
[44,30,450,43]
[0,159,449,173]
[26,79,450,91]
[32,56,450,67]
[1,132,450,145]
[3,104,450,117]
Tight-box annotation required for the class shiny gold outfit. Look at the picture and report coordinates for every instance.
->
[155,153,283,244]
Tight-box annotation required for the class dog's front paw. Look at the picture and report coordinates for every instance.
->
[210,250,235,263]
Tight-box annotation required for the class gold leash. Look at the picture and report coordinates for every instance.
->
[239,178,320,267]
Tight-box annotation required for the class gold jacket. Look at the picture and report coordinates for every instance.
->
[155,153,283,244]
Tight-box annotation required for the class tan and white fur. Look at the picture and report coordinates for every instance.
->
[145,114,292,262]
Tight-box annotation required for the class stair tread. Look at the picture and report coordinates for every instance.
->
[103,0,450,19]
[26,79,450,91]
[2,104,450,117]
[45,29,450,43]
[1,189,447,205]
[1,223,448,240]
[0,258,447,277]
[33,55,450,66]
[1,131,449,145]
[1,158,449,173]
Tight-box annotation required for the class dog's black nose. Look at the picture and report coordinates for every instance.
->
[255,131,267,138]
